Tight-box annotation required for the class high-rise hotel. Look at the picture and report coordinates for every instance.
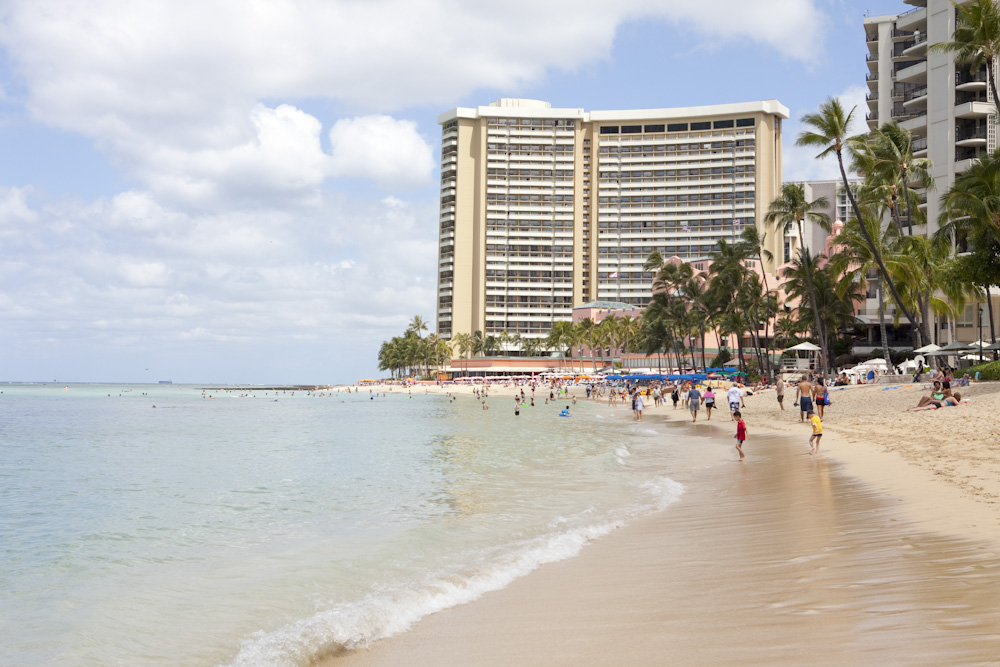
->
[436,98,787,344]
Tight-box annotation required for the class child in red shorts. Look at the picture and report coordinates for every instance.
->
[734,410,747,461]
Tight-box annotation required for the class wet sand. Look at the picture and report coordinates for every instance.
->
[319,397,1000,667]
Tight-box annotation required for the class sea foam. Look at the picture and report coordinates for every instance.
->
[224,477,684,667]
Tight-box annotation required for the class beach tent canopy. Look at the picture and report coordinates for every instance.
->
[912,343,941,354]
[783,342,821,352]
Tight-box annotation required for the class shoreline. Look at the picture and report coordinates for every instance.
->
[314,379,1000,666]
[367,379,1000,543]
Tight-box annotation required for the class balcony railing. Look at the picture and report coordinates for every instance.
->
[867,51,879,62]
[893,41,915,56]
[893,58,925,76]
[956,147,985,162]
[867,71,879,82]
[892,27,914,38]
[904,85,928,101]
[867,91,879,102]
[912,137,928,152]
[956,68,988,85]
[957,126,987,142]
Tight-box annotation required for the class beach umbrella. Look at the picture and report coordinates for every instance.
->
[983,341,1000,352]
[939,341,974,352]
[912,343,941,354]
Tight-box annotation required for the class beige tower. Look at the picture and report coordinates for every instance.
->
[437,99,789,347]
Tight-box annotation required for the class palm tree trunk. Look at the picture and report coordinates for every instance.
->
[838,151,922,342]
[877,287,892,370]
[799,247,830,375]
[989,60,1000,121]
[987,285,997,360]
[700,326,707,372]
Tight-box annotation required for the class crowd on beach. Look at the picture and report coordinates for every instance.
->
[356,363,981,465]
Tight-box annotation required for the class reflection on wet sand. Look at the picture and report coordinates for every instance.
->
[324,429,1000,667]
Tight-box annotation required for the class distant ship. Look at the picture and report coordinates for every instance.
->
[158,380,173,385]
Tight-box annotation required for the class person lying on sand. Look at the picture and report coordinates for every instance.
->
[908,392,962,411]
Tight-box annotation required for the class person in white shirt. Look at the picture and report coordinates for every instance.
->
[635,391,644,421]
[727,383,745,420]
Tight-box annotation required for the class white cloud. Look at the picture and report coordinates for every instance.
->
[329,116,434,188]
[0,187,438,382]
[0,0,825,201]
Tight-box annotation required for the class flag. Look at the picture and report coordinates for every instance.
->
[609,271,618,278]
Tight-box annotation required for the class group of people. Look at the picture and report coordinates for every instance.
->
[908,380,962,411]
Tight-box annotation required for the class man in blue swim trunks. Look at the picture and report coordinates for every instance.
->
[795,375,814,423]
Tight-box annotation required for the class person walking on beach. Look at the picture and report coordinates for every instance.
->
[671,385,679,409]
[635,391,644,421]
[775,377,785,411]
[703,387,716,420]
[808,409,822,454]
[795,376,814,423]
[727,383,744,420]
[688,384,702,422]
[734,410,747,460]
[813,377,828,420]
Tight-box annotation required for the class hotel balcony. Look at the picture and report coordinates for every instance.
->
[901,33,928,58]
[900,112,927,135]
[896,59,927,83]
[956,67,988,91]
[955,125,987,148]
[955,101,993,119]
[866,71,879,87]
[895,6,926,32]
[912,136,928,157]
[902,84,928,109]
[866,91,878,107]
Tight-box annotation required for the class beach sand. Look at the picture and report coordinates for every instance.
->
[318,380,1000,666]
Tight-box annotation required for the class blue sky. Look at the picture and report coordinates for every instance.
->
[0,0,906,384]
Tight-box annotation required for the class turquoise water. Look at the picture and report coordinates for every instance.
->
[0,384,704,666]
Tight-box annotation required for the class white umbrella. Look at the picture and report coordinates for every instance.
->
[912,343,941,354]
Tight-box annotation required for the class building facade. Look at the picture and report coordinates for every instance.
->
[436,98,788,345]
[865,0,994,236]
[865,0,1000,345]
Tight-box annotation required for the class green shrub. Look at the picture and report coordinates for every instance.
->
[966,359,1000,381]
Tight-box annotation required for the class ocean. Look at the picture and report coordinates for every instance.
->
[0,383,712,666]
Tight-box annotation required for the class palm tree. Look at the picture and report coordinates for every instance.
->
[452,332,474,378]
[408,315,428,338]
[866,123,933,234]
[764,182,833,371]
[828,208,911,369]
[798,98,924,348]
[930,0,1000,118]
[643,250,664,276]
[546,321,574,371]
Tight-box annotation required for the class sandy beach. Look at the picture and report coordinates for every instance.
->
[320,379,1000,666]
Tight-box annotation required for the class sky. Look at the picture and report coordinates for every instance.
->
[0,0,908,384]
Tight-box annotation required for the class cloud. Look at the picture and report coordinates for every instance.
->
[0,186,438,381]
[329,116,434,189]
[0,0,825,200]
